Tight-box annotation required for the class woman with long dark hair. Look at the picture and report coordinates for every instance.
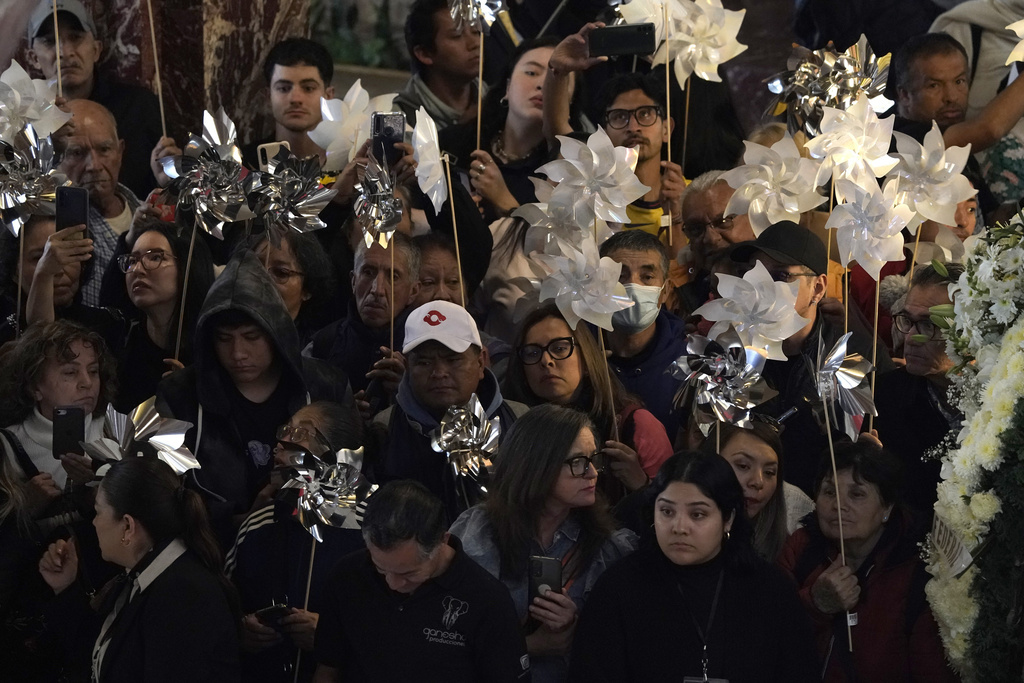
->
[567,451,818,682]
[38,457,240,682]
[450,404,635,683]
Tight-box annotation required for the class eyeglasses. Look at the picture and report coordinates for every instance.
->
[682,214,736,239]
[117,250,176,273]
[267,265,304,284]
[564,452,607,477]
[604,105,662,130]
[276,423,331,452]
[518,337,575,365]
[893,313,942,340]
[768,269,817,284]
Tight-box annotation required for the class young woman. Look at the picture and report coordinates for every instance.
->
[704,421,814,561]
[504,305,673,501]
[567,451,819,683]
[450,404,635,683]
[778,442,958,682]
[38,458,240,682]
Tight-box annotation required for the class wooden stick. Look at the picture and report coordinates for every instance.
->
[52,0,62,98]
[293,537,318,683]
[867,278,880,432]
[144,0,167,138]
[389,238,395,354]
[821,402,854,652]
[715,419,721,453]
[907,226,924,288]
[173,221,198,361]
[844,269,850,335]
[664,0,671,166]
[15,228,24,338]
[475,30,484,151]
[443,155,466,307]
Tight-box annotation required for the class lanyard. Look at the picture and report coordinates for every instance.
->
[677,570,725,683]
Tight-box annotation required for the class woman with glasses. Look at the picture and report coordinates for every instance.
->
[450,404,636,683]
[567,451,818,683]
[227,400,365,683]
[27,219,214,412]
[503,305,673,502]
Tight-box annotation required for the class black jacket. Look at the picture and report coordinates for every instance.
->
[157,251,355,544]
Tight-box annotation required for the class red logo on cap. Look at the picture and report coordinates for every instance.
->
[424,310,446,326]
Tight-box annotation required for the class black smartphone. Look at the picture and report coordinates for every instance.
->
[52,405,85,459]
[371,111,406,169]
[255,603,290,631]
[528,555,562,602]
[56,186,89,231]
[588,24,657,57]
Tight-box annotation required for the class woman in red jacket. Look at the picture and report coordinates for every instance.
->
[778,442,959,682]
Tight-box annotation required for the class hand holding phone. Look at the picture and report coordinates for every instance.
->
[254,603,291,631]
[528,555,562,602]
[56,186,89,231]
[587,24,657,57]
[52,406,85,459]
[371,112,406,169]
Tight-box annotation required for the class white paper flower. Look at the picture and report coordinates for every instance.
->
[513,178,614,254]
[804,95,898,197]
[0,60,72,143]
[884,121,976,230]
[693,261,809,360]
[536,128,649,227]
[413,107,446,214]
[307,80,397,172]
[619,0,691,74]
[826,179,912,281]
[721,134,826,235]
[669,0,747,85]
[1006,19,1024,65]
[530,234,632,331]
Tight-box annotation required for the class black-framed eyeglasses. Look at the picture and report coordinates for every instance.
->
[604,105,663,130]
[564,452,607,477]
[267,265,304,284]
[518,337,575,365]
[117,250,176,273]
[768,269,817,284]
[682,214,736,239]
[893,313,942,340]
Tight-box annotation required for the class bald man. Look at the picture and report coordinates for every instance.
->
[60,99,140,307]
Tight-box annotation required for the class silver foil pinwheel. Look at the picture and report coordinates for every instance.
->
[813,332,876,429]
[247,147,336,243]
[281,445,374,542]
[80,397,200,475]
[0,61,71,143]
[430,394,500,509]
[160,108,257,240]
[0,123,67,237]
[448,0,503,33]
[353,153,403,248]
[669,325,778,433]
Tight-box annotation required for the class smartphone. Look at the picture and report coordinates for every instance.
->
[371,112,406,169]
[255,603,290,630]
[588,24,657,57]
[528,555,562,602]
[52,405,85,459]
[56,186,89,231]
[257,141,291,172]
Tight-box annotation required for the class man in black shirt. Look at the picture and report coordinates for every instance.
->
[314,480,530,682]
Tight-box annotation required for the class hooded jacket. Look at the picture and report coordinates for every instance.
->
[157,251,355,544]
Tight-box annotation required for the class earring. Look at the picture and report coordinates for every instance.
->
[121,535,129,546]
[499,96,508,107]
[725,530,731,540]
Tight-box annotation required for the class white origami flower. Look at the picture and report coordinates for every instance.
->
[884,122,976,230]
[619,0,690,70]
[536,127,649,227]
[721,134,826,235]
[826,179,913,281]
[531,234,632,331]
[513,178,614,254]
[693,261,809,360]
[1006,19,1024,65]
[0,60,72,142]
[670,0,747,84]
[804,95,898,198]
[413,107,446,214]
[307,80,397,172]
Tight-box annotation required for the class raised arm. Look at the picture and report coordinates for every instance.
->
[543,22,608,147]
[26,225,93,325]
[944,75,1024,152]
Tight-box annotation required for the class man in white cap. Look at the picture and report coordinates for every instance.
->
[368,300,527,520]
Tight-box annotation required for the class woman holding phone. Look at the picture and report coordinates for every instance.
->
[449,404,636,683]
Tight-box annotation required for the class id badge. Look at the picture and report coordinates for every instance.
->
[683,678,729,683]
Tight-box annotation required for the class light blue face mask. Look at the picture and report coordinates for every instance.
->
[611,283,663,334]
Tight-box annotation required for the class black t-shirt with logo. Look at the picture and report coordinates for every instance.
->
[315,536,530,682]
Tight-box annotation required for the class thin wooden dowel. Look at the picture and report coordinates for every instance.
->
[52,0,62,97]
[293,537,318,683]
[822,403,854,652]
[867,279,880,432]
[15,229,25,338]
[475,29,484,150]
[173,221,198,361]
[907,226,924,288]
[144,0,167,138]
[443,155,466,307]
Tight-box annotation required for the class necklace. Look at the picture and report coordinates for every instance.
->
[492,127,541,164]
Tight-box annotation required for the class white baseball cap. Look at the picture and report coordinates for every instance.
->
[403,301,481,354]
[28,0,98,41]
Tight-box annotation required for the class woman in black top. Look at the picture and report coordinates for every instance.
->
[39,457,240,682]
[567,451,819,683]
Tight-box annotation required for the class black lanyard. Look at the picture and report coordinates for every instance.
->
[677,569,725,682]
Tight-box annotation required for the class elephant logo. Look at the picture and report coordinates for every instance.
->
[441,595,469,629]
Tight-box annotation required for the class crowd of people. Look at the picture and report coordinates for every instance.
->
[2,0,1020,680]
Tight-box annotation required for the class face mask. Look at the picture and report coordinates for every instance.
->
[612,283,663,334]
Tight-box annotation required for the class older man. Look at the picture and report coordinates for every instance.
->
[873,263,963,516]
[27,0,161,198]
[59,99,140,308]
[368,301,527,521]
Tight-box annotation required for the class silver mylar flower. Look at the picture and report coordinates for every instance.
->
[160,108,256,240]
[0,124,67,237]
[814,332,876,430]
[281,446,374,542]
[353,153,403,248]
[247,146,336,243]
[430,394,499,509]
[81,397,200,476]
[0,61,71,143]
[448,0,504,33]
